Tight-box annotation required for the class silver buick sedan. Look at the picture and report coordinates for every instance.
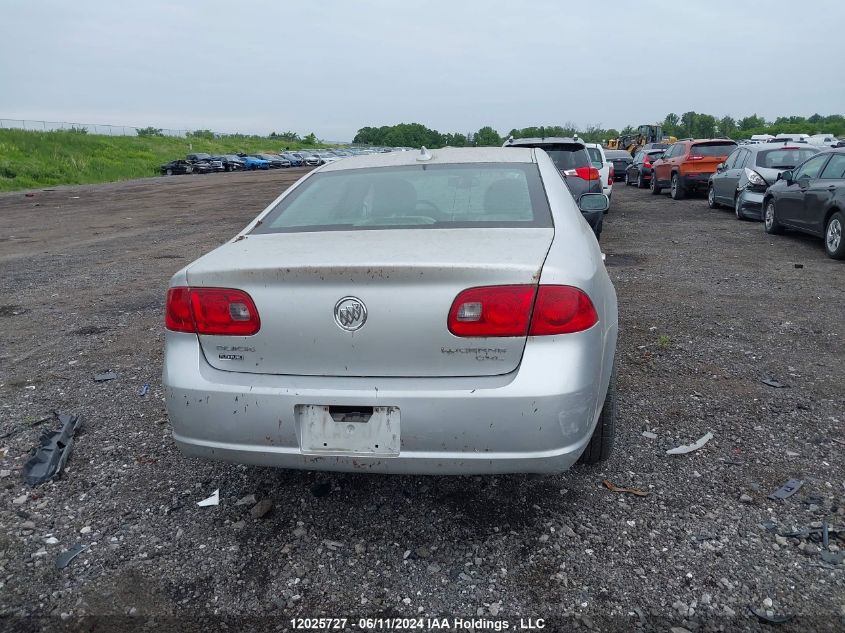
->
[163,147,618,474]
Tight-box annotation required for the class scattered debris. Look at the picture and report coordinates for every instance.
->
[22,413,83,485]
[93,371,117,382]
[139,383,150,397]
[55,544,86,570]
[44,536,59,545]
[793,263,803,269]
[666,431,713,455]
[197,489,219,507]
[761,378,789,389]
[832,438,845,447]
[250,498,273,519]
[235,493,257,506]
[739,494,753,504]
[602,479,650,497]
[823,521,829,550]
[768,479,803,501]
[748,606,792,625]
[820,551,844,565]
[641,431,658,439]
[311,481,332,498]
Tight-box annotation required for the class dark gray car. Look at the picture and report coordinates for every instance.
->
[503,137,604,238]
[708,143,820,220]
[605,150,633,181]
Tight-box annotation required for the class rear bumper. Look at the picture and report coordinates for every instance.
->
[737,190,765,219]
[679,172,713,189]
[163,325,616,475]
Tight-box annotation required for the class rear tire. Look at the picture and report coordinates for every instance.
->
[650,174,662,195]
[825,211,845,259]
[670,174,685,200]
[578,364,616,465]
[734,195,745,220]
[764,199,784,234]
[166,168,173,176]
[637,173,646,188]
[707,185,719,209]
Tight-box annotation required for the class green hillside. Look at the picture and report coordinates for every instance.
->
[0,129,326,192]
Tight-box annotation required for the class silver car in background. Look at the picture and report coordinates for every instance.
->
[163,148,618,474]
[708,143,820,220]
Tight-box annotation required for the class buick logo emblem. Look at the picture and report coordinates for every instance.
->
[334,296,367,331]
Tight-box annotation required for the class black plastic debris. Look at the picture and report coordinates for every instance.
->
[768,479,803,500]
[93,372,117,382]
[56,543,86,569]
[311,481,332,498]
[749,606,792,625]
[22,413,82,485]
[761,378,789,389]
[823,521,829,549]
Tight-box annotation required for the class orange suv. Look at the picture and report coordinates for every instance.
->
[650,139,737,199]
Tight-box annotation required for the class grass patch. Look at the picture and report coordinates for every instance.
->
[0,129,328,192]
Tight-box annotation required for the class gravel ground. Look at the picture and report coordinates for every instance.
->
[1,171,843,633]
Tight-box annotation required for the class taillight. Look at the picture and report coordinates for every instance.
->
[563,167,601,180]
[448,285,535,337]
[644,156,652,167]
[447,285,598,337]
[687,154,703,161]
[165,287,194,333]
[608,166,614,185]
[165,287,260,336]
[529,286,598,335]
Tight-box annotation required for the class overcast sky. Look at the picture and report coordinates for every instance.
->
[1,0,843,140]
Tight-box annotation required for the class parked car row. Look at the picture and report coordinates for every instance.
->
[623,136,844,259]
[722,146,845,259]
[159,146,404,176]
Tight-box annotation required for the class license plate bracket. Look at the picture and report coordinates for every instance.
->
[297,405,400,457]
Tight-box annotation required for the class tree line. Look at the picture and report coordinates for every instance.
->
[353,113,845,148]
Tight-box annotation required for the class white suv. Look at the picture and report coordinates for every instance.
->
[585,143,612,207]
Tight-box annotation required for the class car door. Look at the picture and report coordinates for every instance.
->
[628,152,643,182]
[803,153,844,235]
[654,144,676,185]
[778,153,830,229]
[713,148,740,202]
[722,149,748,203]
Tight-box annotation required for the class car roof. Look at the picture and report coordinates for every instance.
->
[504,136,585,148]
[742,142,822,153]
[319,147,536,171]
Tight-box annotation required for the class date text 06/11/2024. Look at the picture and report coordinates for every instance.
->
[289,617,547,630]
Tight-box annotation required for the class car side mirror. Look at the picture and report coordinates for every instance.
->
[716,163,724,171]
[780,170,793,184]
[579,193,610,213]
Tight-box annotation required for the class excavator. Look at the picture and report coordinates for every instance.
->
[607,124,677,155]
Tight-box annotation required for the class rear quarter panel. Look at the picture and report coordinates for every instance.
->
[536,152,618,413]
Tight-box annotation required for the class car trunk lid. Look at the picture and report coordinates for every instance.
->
[185,228,553,377]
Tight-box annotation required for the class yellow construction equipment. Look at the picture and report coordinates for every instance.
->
[607,125,677,155]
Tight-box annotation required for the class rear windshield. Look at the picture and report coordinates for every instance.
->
[586,147,604,165]
[690,142,737,157]
[252,163,553,233]
[756,148,819,169]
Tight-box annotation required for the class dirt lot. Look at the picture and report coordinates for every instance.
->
[1,170,843,632]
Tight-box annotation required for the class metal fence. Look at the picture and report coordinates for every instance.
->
[0,118,192,137]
